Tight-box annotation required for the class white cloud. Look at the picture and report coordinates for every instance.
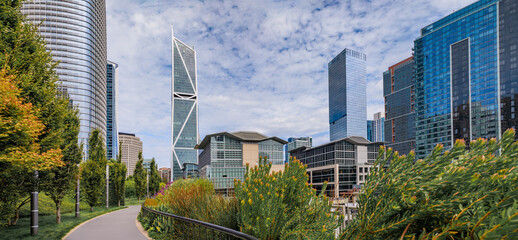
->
[107,0,475,168]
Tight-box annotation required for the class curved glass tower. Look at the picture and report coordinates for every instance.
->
[21,1,107,155]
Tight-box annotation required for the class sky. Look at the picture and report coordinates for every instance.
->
[106,0,476,168]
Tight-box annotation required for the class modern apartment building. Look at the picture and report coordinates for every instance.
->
[143,158,152,171]
[171,31,199,181]
[329,48,367,141]
[21,1,107,156]
[368,112,385,142]
[414,0,518,159]
[106,61,118,160]
[290,136,382,198]
[383,57,415,156]
[197,131,287,191]
[119,132,143,177]
[159,167,171,183]
[284,137,312,163]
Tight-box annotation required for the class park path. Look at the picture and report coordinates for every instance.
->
[65,205,148,240]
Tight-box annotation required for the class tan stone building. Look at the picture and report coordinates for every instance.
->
[119,132,143,177]
[159,167,171,183]
[196,131,287,191]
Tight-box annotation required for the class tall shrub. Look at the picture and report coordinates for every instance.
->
[81,129,107,211]
[235,158,340,239]
[134,152,147,201]
[341,129,518,239]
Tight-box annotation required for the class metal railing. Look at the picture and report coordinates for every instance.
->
[140,205,258,240]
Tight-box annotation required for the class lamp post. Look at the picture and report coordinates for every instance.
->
[30,170,39,235]
[106,164,109,209]
[75,169,80,218]
[146,171,149,197]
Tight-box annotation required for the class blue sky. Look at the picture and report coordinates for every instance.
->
[106,0,475,168]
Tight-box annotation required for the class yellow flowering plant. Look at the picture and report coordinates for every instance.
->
[235,157,340,239]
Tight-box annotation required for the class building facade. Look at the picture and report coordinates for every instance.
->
[414,0,518,159]
[171,31,199,181]
[367,120,374,142]
[284,137,313,163]
[21,1,108,156]
[383,57,416,156]
[143,158,152,171]
[290,136,382,198]
[159,167,171,183]
[329,48,367,141]
[106,61,118,160]
[197,131,287,191]
[119,132,143,177]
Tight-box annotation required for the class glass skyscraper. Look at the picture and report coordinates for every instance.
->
[383,57,415,155]
[21,1,107,156]
[106,61,118,160]
[329,48,367,141]
[414,0,518,159]
[171,31,198,180]
[284,137,312,163]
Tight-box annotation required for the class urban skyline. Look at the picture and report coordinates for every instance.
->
[106,0,479,168]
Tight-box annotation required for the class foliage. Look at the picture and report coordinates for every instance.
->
[125,178,136,199]
[235,157,340,240]
[149,158,161,195]
[0,70,63,226]
[81,129,107,211]
[341,129,518,240]
[134,152,147,201]
[139,178,239,239]
[109,159,127,207]
[41,109,82,223]
[0,0,79,226]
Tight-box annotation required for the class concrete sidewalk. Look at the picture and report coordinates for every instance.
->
[65,205,148,240]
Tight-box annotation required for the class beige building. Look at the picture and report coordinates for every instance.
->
[159,167,171,183]
[119,132,143,177]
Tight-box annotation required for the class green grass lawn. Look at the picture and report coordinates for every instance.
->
[125,197,143,206]
[0,206,125,240]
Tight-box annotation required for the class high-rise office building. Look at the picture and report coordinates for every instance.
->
[373,112,385,142]
[119,132,143,177]
[329,48,367,141]
[284,137,312,163]
[21,1,107,156]
[171,31,198,181]
[383,57,415,156]
[367,120,374,142]
[106,61,118,160]
[414,0,518,159]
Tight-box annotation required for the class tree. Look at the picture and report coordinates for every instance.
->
[0,70,63,225]
[134,152,147,202]
[109,145,126,207]
[81,129,107,211]
[41,110,82,223]
[0,0,78,225]
[149,158,161,196]
[341,129,518,239]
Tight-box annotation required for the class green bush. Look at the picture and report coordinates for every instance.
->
[235,158,340,240]
[139,179,238,239]
[341,129,518,239]
[125,178,136,198]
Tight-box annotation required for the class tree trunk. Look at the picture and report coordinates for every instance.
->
[90,206,93,212]
[13,196,30,225]
[118,200,120,207]
[56,201,61,223]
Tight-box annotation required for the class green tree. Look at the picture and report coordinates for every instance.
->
[341,129,518,239]
[109,145,126,206]
[81,129,107,211]
[134,152,147,202]
[149,158,161,195]
[41,110,82,223]
[0,0,79,226]
[235,157,340,239]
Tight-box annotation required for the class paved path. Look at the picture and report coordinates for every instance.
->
[65,205,148,240]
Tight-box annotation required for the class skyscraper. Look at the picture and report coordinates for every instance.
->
[171,31,198,181]
[383,57,415,155]
[414,0,518,159]
[329,48,367,141]
[21,1,107,156]
[106,61,118,160]
[284,137,312,163]
[119,132,143,177]
[372,112,385,142]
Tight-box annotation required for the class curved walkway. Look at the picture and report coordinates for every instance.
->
[64,205,149,240]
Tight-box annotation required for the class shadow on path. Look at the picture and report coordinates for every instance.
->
[65,205,147,240]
